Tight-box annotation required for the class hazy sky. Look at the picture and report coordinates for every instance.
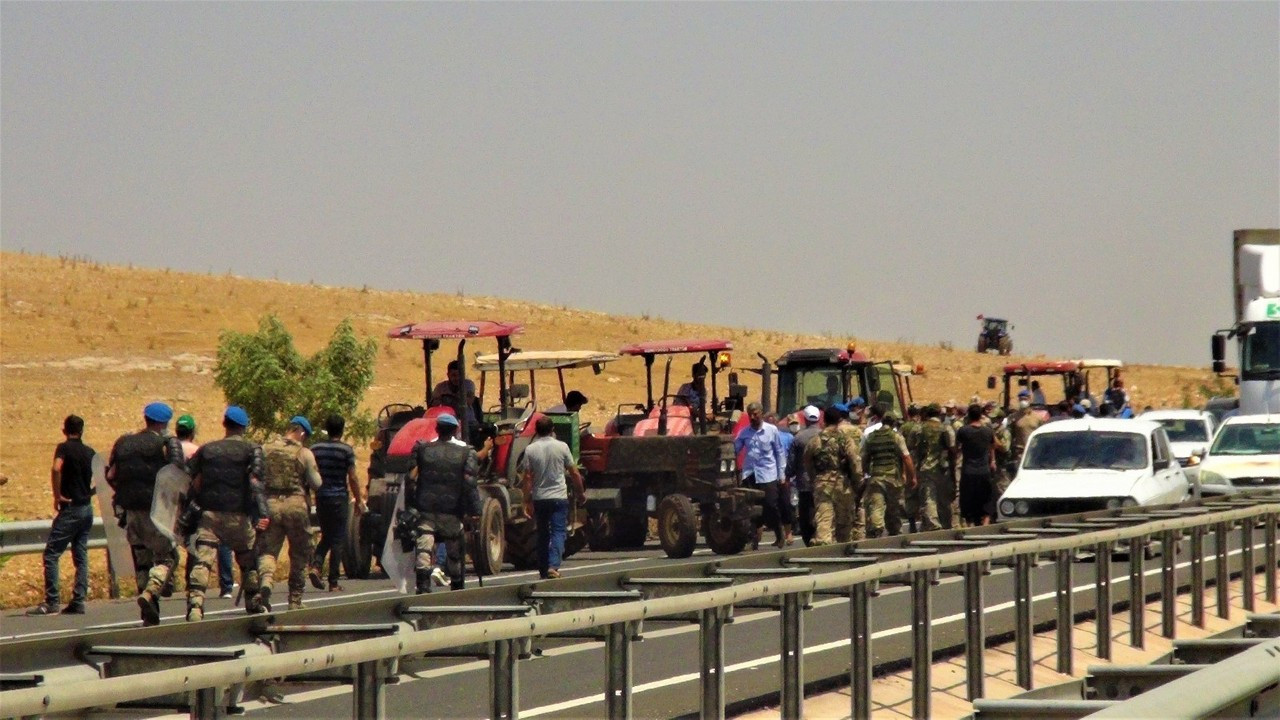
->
[3,2,1277,365]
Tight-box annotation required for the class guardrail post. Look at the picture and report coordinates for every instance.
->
[700,605,727,720]
[1190,525,1205,628]
[606,621,634,720]
[191,687,222,720]
[1128,535,1146,649]
[912,570,936,717]
[1266,512,1278,604]
[780,592,804,720]
[1014,553,1033,689]
[353,660,386,720]
[849,581,876,720]
[1215,521,1230,620]
[964,562,986,699]
[490,639,519,720]
[1160,530,1178,639]
[1240,517,1255,613]
[1055,549,1073,675]
[1095,541,1112,660]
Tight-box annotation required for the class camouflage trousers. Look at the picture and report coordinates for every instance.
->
[188,511,259,612]
[864,475,908,538]
[917,470,957,531]
[258,494,313,608]
[414,514,465,582]
[812,477,858,545]
[125,509,177,597]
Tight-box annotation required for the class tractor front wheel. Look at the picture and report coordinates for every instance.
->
[657,494,698,559]
[998,337,1012,355]
[470,497,506,577]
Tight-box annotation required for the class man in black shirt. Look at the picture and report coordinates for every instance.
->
[29,415,97,615]
[955,404,997,526]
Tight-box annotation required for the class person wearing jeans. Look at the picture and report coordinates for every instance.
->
[30,415,97,616]
[308,415,365,592]
[518,417,585,580]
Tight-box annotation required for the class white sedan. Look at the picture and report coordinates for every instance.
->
[1138,409,1216,483]
[998,418,1192,520]
[1196,414,1280,496]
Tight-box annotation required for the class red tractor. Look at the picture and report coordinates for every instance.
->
[582,338,761,558]
[351,321,585,578]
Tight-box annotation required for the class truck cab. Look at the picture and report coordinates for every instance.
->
[1212,229,1280,415]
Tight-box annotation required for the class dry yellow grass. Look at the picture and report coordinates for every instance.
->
[0,251,1224,607]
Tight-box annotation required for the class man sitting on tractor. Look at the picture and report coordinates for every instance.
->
[431,360,481,437]
[674,363,709,414]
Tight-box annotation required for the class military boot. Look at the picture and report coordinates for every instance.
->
[415,569,434,594]
[450,576,465,591]
[288,591,304,611]
[186,604,203,622]
[137,590,160,626]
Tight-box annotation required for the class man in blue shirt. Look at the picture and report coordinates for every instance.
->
[735,402,788,548]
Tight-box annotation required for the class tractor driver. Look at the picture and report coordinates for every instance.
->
[431,360,481,436]
[674,363,709,414]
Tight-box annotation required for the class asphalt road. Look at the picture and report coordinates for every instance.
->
[7,528,1262,720]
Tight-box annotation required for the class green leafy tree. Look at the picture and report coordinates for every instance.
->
[214,316,378,441]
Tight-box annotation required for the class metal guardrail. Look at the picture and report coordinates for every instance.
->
[0,517,106,556]
[1,495,1277,720]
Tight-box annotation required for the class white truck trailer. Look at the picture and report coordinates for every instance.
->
[1212,229,1280,415]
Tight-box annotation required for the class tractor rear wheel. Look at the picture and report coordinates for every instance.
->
[977,335,988,353]
[505,518,539,571]
[703,510,752,556]
[657,494,698,559]
[469,497,506,577]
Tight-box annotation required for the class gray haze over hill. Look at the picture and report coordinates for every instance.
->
[2,3,1277,365]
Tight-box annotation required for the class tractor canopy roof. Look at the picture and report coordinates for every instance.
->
[776,347,872,367]
[473,350,620,373]
[983,317,1008,324]
[388,321,524,340]
[1002,361,1081,375]
[1074,358,1124,369]
[618,338,733,356]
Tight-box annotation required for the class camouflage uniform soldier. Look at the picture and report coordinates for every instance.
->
[1008,390,1044,471]
[989,408,1013,517]
[915,404,957,531]
[899,405,923,532]
[803,406,863,545]
[255,416,322,611]
[108,402,185,626]
[861,412,918,538]
[834,403,867,540]
[186,406,268,622]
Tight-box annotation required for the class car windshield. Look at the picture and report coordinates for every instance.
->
[1155,419,1209,443]
[1023,431,1148,471]
[1209,423,1280,456]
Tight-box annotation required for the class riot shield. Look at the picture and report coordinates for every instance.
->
[91,453,136,580]
[379,474,416,594]
[152,464,191,547]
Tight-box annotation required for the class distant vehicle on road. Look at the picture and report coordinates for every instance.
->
[997,418,1191,520]
[1196,414,1280,496]
[1138,409,1217,483]
[1210,229,1279,416]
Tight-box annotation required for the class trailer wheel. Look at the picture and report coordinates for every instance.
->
[470,497,506,577]
[703,511,752,556]
[657,494,697,558]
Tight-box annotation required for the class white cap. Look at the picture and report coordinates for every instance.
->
[803,404,821,422]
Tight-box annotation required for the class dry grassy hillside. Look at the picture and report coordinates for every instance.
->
[0,251,1225,607]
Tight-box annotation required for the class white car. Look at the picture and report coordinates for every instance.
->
[998,418,1192,519]
[1196,414,1280,496]
[1139,409,1216,483]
